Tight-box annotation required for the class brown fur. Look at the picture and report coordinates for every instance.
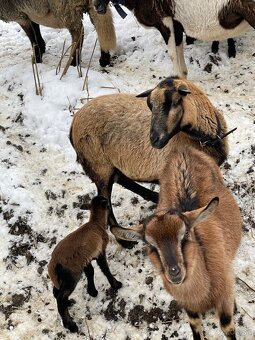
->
[70,77,229,237]
[114,145,242,338]
[48,197,109,289]
[0,0,116,66]
[48,196,122,332]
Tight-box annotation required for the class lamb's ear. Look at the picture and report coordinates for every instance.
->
[136,89,153,98]
[178,84,191,96]
[111,224,144,241]
[182,197,219,226]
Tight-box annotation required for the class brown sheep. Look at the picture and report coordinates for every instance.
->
[0,0,116,67]
[112,145,242,339]
[48,196,122,333]
[70,77,229,244]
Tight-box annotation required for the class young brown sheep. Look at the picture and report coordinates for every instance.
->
[0,0,116,67]
[70,76,229,244]
[48,196,122,333]
[112,145,242,339]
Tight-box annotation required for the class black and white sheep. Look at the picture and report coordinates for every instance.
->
[94,0,255,76]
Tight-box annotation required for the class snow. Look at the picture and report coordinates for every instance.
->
[0,7,254,340]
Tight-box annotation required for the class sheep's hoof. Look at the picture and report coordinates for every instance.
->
[88,288,98,297]
[99,51,111,67]
[66,321,78,333]
[112,280,122,290]
[117,239,137,249]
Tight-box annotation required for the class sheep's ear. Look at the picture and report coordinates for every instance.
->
[178,84,191,96]
[111,224,144,241]
[136,89,153,98]
[182,197,219,226]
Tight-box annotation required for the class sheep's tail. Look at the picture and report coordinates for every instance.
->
[88,5,116,52]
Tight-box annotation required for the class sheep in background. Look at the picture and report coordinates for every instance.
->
[48,196,122,333]
[94,0,255,76]
[112,145,242,339]
[70,76,229,245]
[0,0,116,67]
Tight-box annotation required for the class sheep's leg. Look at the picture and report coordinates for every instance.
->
[69,26,84,66]
[174,21,188,78]
[217,296,236,340]
[88,4,116,67]
[155,22,170,44]
[116,172,159,203]
[96,252,122,290]
[227,39,236,58]
[186,36,196,45]
[211,41,220,54]
[84,263,98,297]
[186,310,204,340]
[163,17,187,77]
[56,281,78,333]
[19,21,45,63]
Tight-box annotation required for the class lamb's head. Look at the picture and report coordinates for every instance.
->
[111,197,218,285]
[137,77,191,149]
[93,0,110,14]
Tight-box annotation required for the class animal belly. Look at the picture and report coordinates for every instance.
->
[174,0,251,41]
[25,10,65,28]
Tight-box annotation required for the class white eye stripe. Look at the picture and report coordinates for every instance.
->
[178,222,186,241]
[145,235,157,247]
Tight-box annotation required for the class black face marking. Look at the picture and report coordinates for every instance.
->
[163,89,174,114]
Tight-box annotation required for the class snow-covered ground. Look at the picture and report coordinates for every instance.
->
[0,7,254,340]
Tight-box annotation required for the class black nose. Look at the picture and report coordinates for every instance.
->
[150,131,160,147]
[169,266,180,277]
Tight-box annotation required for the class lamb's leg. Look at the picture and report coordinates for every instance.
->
[56,281,78,333]
[88,4,116,67]
[84,263,98,297]
[186,310,204,340]
[69,26,84,66]
[96,252,122,290]
[19,21,45,63]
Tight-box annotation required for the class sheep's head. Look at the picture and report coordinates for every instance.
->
[112,197,218,285]
[93,0,109,14]
[137,77,191,149]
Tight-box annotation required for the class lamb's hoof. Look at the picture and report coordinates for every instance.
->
[88,288,98,297]
[117,239,137,249]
